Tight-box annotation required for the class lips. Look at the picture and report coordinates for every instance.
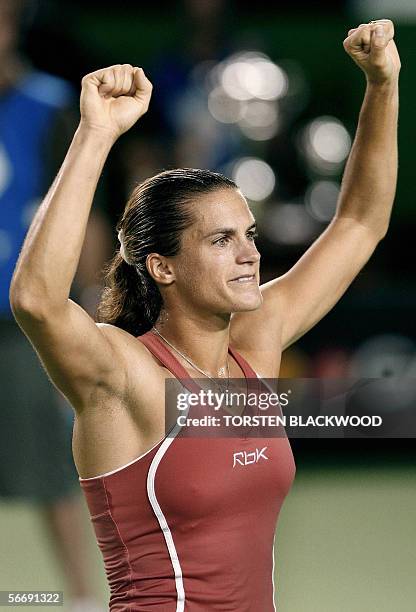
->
[229,274,256,283]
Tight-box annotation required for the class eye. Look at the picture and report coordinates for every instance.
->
[213,236,230,247]
[247,231,258,241]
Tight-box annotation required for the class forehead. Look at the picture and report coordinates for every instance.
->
[190,188,254,234]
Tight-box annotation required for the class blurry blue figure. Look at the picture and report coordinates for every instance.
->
[0,2,106,610]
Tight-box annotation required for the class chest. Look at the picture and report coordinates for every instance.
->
[153,435,296,526]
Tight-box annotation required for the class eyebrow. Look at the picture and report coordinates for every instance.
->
[203,221,257,238]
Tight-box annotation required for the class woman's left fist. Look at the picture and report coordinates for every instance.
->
[343,19,401,85]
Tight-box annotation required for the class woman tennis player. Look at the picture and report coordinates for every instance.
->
[10,20,399,611]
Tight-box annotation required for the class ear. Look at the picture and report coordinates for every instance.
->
[146,253,176,285]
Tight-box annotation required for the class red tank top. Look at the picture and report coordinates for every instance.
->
[79,331,296,611]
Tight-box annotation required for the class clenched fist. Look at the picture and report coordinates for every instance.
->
[79,64,153,141]
[343,19,401,85]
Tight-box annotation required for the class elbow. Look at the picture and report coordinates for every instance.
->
[334,214,390,243]
[381,220,391,240]
[375,220,390,242]
[9,269,65,319]
[9,286,48,322]
[373,207,393,242]
[10,282,67,323]
[359,215,391,243]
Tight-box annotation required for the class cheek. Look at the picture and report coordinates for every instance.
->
[180,247,230,278]
[200,253,232,288]
[175,251,208,292]
[177,255,230,299]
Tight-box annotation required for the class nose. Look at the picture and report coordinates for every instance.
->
[235,238,261,265]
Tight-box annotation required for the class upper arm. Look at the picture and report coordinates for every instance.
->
[231,217,380,356]
[11,298,128,411]
[269,217,380,349]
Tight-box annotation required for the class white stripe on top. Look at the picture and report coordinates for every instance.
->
[78,437,165,481]
[146,415,187,612]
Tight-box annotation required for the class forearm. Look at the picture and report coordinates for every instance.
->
[10,124,115,311]
[335,79,398,239]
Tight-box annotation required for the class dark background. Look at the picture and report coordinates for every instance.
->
[17,0,416,463]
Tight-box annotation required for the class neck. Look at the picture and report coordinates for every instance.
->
[153,309,231,377]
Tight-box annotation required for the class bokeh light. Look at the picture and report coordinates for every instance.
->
[300,116,351,175]
[207,86,244,124]
[232,157,276,201]
[207,51,287,141]
[21,198,41,228]
[347,334,416,420]
[238,100,279,141]
[349,334,416,378]
[305,180,340,222]
[262,202,320,245]
[220,52,288,102]
[0,144,12,194]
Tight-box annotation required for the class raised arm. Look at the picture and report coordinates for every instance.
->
[231,20,400,361]
[9,64,152,409]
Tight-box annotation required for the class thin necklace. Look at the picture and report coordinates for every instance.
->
[151,326,230,392]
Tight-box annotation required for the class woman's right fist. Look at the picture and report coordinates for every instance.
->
[79,64,153,141]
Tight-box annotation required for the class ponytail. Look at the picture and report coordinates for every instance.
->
[96,253,162,336]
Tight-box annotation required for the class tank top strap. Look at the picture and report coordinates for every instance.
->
[138,331,259,388]
[137,331,201,394]
[228,344,261,396]
[227,345,258,379]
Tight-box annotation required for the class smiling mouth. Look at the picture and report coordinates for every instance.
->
[229,275,256,283]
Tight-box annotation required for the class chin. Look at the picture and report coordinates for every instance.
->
[231,293,263,313]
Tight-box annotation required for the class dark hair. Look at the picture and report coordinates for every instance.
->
[97,168,237,336]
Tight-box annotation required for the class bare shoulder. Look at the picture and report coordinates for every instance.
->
[96,321,143,352]
[96,322,167,399]
[96,322,161,375]
[97,323,180,437]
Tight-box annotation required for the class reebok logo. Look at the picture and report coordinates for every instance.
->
[232,446,268,467]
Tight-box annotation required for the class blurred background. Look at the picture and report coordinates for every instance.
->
[0,0,415,610]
